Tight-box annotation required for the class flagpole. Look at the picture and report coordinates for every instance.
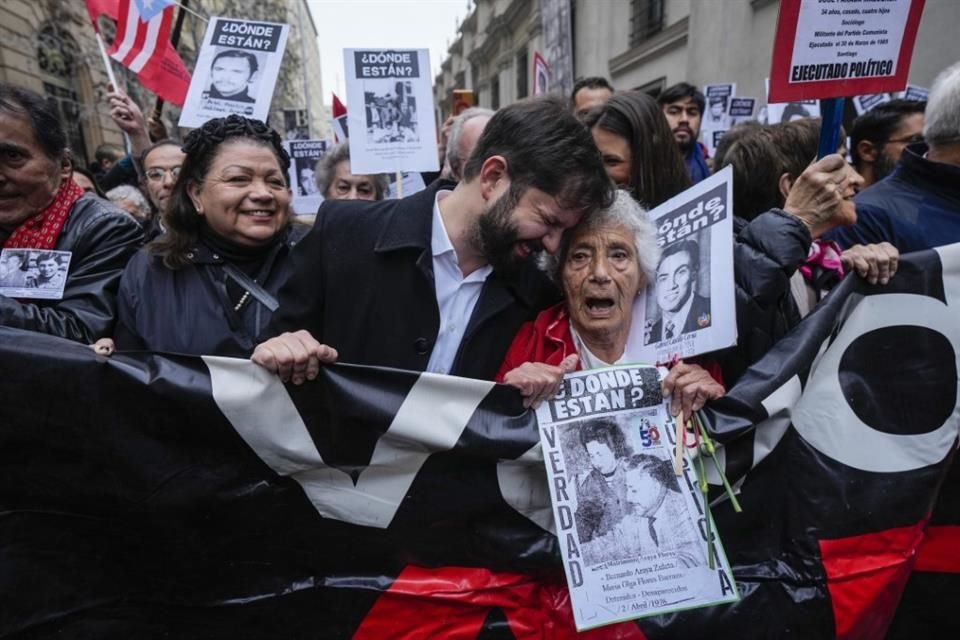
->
[95,33,119,90]
[152,0,192,123]
[96,32,131,153]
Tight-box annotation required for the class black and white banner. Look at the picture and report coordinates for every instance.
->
[0,245,957,637]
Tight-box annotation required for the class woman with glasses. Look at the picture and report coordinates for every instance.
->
[94,115,307,357]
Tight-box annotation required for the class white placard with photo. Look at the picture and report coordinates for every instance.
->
[900,84,928,101]
[0,249,72,300]
[385,171,427,200]
[343,49,439,174]
[852,93,892,115]
[632,168,736,364]
[536,365,739,631]
[286,139,330,215]
[179,17,290,128]
[727,97,756,126]
[702,83,736,132]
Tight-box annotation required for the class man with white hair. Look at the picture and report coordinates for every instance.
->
[829,61,960,252]
[443,107,494,182]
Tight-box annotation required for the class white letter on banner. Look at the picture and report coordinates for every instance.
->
[204,358,493,528]
[791,287,960,473]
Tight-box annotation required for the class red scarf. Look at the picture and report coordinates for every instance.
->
[2,178,84,250]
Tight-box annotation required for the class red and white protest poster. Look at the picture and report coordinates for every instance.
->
[768,0,925,102]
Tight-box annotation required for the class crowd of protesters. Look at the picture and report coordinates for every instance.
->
[2,58,959,413]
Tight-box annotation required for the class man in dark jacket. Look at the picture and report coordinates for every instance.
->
[0,84,143,343]
[828,61,960,253]
[253,96,614,391]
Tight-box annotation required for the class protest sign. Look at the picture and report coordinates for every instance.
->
[343,49,439,174]
[768,0,925,102]
[727,97,756,125]
[536,365,738,630]
[900,83,928,101]
[452,89,475,116]
[179,17,289,128]
[852,92,892,114]
[285,139,329,215]
[702,83,735,132]
[632,168,736,364]
[385,171,426,200]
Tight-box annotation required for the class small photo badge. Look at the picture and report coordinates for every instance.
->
[0,248,72,300]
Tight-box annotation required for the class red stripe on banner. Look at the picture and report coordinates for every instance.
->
[108,0,132,57]
[913,525,960,573]
[354,566,647,639]
[819,521,927,640]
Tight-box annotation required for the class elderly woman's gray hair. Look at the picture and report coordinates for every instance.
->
[924,60,960,147]
[106,184,152,221]
[315,143,389,200]
[540,189,661,285]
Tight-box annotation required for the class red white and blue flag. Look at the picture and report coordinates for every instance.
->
[85,0,190,106]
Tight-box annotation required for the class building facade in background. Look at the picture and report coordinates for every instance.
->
[0,0,328,168]
[436,0,959,116]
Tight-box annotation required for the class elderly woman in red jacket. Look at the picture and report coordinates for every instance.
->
[496,190,723,416]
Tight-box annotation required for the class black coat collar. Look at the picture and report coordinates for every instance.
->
[372,180,545,309]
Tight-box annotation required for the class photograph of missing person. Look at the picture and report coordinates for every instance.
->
[0,249,71,299]
[703,95,731,130]
[203,48,262,105]
[560,417,705,568]
[644,235,712,345]
[295,156,320,197]
[363,80,418,144]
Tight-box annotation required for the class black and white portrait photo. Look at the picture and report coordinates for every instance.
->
[558,416,704,567]
[363,80,419,144]
[203,48,262,105]
[0,249,71,300]
[295,157,319,197]
[644,236,712,345]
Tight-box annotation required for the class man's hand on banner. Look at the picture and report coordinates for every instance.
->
[783,154,860,238]
[501,354,578,409]
[662,361,725,418]
[841,242,899,285]
[107,86,151,157]
[251,330,339,385]
[90,338,116,357]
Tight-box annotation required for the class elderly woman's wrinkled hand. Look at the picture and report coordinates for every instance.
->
[503,354,579,409]
[661,361,724,418]
[783,154,857,237]
[841,242,899,285]
[251,330,338,385]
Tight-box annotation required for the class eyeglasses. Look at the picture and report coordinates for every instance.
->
[145,166,181,182]
[885,134,924,146]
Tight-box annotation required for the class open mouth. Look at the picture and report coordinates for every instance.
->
[585,296,616,317]
[243,210,275,219]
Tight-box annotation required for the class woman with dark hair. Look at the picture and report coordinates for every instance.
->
[97,115,307,356]
[583,91,690,209]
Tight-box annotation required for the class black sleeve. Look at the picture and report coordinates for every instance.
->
[260,205,330,342]
[0,208,144,343]
[111,253,149,350]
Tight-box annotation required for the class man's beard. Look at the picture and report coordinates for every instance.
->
[873,148,897,183]
[674,127,697,152]
[472,187,540,275]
